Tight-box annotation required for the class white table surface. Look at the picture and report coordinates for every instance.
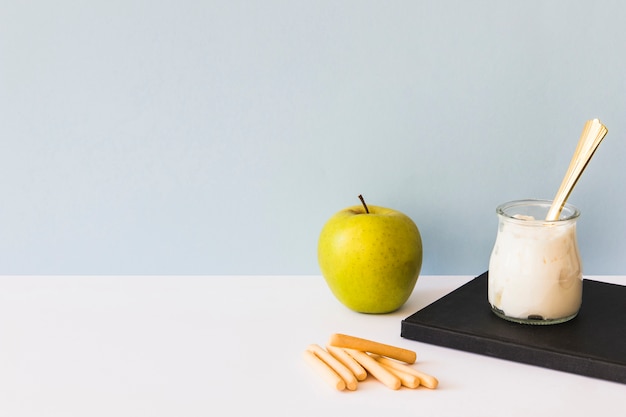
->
[0,274,623,417]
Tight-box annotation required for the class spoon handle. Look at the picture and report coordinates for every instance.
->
[545,119,608,221]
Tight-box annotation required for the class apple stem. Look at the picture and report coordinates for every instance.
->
[358,194,370,214]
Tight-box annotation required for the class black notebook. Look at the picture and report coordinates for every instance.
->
[401,271,626,384]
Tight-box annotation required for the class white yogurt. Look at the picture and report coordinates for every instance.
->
[488,200,583,324]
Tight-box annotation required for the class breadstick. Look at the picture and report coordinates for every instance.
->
[329,333,416,364]
[344,349,401,390]
[373,356,438,389]
[307,344,358,390]
[325,344,367,381]
[376,361,420,389]
[303,350,346,391]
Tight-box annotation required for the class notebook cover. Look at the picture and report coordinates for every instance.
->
[401,271,626,384]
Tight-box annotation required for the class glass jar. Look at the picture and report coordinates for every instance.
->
[488,199,583,325]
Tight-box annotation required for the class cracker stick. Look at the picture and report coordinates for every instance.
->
[307,344,358,390]
[376,361,420,389]
[329,333,416,364]
[303,350,346,391]
[344,349,401,390]
[325,344,367,381]
[373,356,438,389]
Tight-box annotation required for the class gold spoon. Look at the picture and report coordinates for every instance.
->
[545,118,608,221]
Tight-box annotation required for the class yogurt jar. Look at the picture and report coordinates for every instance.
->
[488,199,583,325]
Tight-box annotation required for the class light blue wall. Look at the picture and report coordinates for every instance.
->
[1,1,624,275]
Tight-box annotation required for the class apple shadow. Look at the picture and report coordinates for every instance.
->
[396,282,474,317]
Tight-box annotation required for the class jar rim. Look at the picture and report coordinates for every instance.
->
[496,199,580,223]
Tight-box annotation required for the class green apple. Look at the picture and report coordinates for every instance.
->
[317,195,423,314]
